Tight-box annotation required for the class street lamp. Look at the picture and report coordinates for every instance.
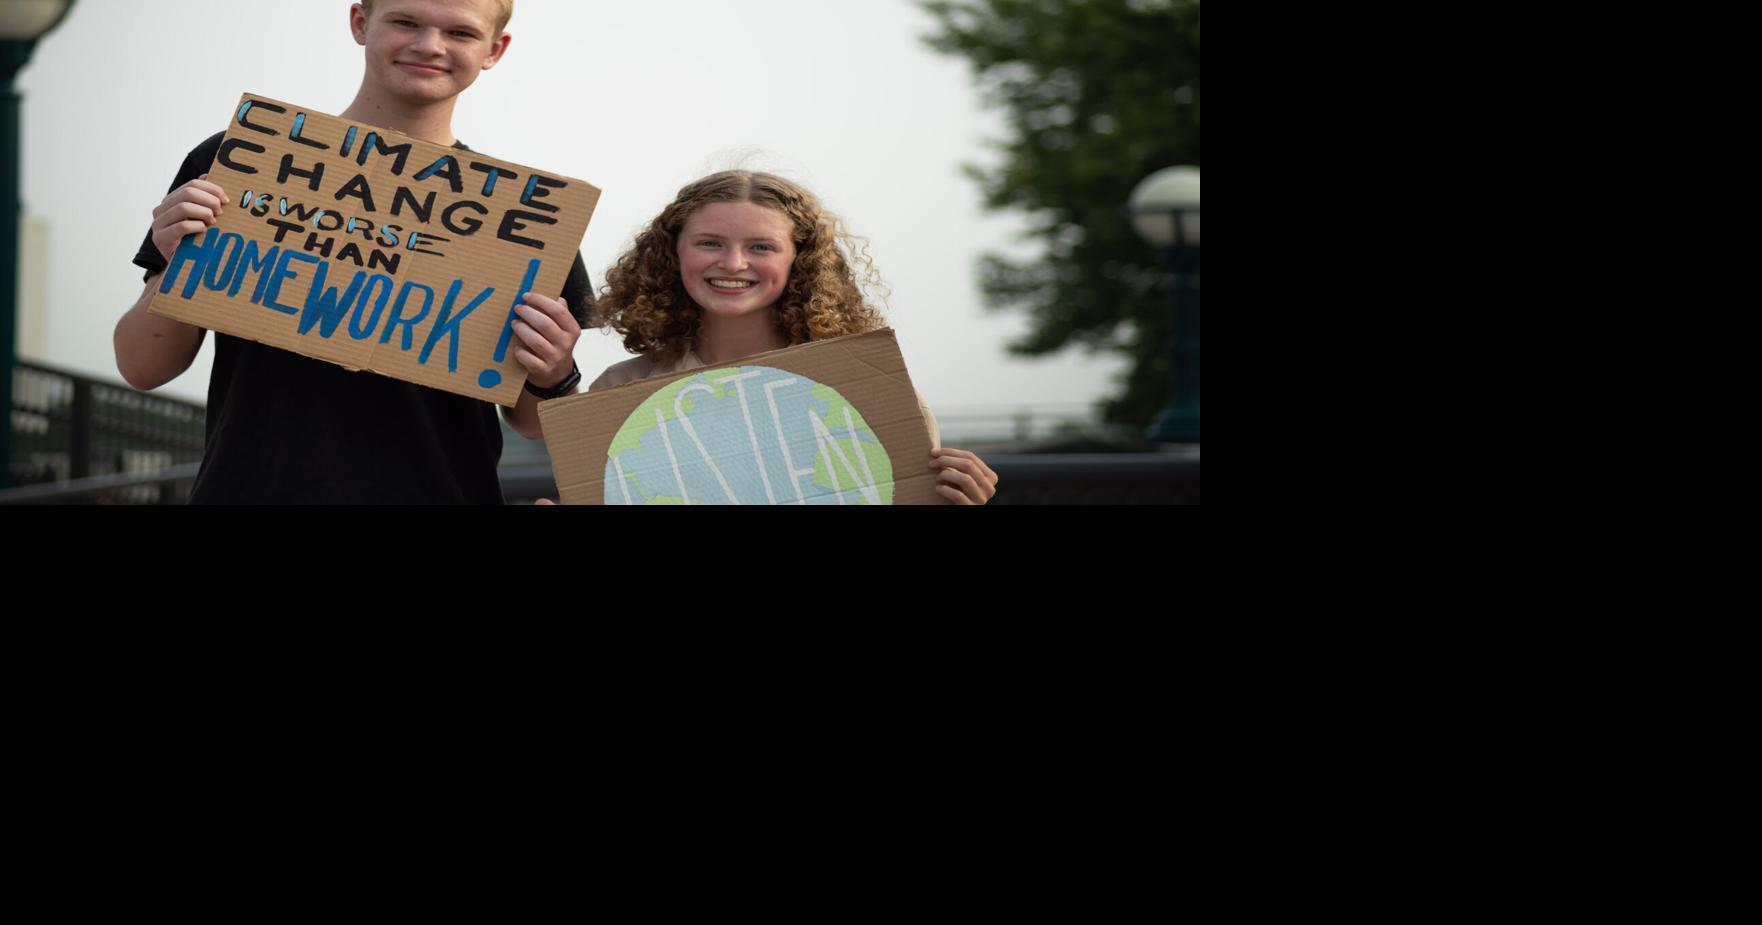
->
[1128,165,1200,445]
[2,0,74,489]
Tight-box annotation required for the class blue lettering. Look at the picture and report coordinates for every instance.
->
[264,250,319,316]
[382,282,434,351]
[297,261,366,336]
[520,174,563,213]
[492,259,544,363]
[288,112,329,150]
[414,155,454,181]
[160,227,220,299]
[420,279,495,371]
[278,198,325,224]
[232,240,280,301]
[202,233,246,292]
[349,275,395,340]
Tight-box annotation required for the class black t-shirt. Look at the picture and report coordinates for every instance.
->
[134,132,595,504]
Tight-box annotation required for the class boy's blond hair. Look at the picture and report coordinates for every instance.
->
[358,1,514,35]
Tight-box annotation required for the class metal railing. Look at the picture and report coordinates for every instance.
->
[6,361,205,504]
[933,404,1114,447]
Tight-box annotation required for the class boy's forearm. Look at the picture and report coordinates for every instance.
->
[114,276,204,391]
[501,384,578,441]
[502,389,543,439]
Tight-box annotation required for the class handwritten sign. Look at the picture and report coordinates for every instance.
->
[538,329,944,505]
[148,93,600,406]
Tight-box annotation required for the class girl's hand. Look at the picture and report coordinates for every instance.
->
[930,448,998,505]
[511,291,581,388]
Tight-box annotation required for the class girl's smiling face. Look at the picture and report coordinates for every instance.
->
[676,202,798,322]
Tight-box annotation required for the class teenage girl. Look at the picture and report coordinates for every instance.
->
[580,170,997,505]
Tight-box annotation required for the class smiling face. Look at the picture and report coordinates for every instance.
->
[351,0,511,107]
[676,201,799,324]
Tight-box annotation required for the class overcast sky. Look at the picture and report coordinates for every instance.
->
[17,0,1126,417]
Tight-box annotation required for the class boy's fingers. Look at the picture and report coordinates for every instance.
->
[157,202,217,227]
[154,192,224,223]
[513,346,546,373]
[522,293,577,329]
[187,188,226,210]
[153,222,207,259]
[515,303,572,344]
[511,320,556,359]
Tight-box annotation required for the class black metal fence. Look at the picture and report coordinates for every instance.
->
[6,361,205,504]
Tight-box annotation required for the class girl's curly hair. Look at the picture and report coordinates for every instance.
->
[595,171,888,362]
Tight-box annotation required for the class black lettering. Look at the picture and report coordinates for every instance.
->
[303,233,335,259]
[521,175,567,214]
[277,155,325,192]
[442,200,488,236]
[469,162,518,197]
[496,210,555,250]
[410,233,450,257]
[356,133,412,175]
[418,156,464,194]
[266,219,306,243]
[367,250,402,275]
[349,218,377,242]
[217,139,265,175]
[337,243,365,267]
[237,100,285,136]
[390,187,435,223]
[333,174,377,212]
[278,199,324,224]
[289,113,329,150]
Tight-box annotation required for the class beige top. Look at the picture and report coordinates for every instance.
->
[589,348,941,448]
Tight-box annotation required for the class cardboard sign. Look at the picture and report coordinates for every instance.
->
[148,93,600,406]
[538,329,945,505]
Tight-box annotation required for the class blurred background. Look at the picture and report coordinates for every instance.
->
[3,0,1198,503]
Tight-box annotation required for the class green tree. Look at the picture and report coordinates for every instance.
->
[920,0,1199,428]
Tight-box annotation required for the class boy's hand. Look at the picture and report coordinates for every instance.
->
[512,292,581,388]
[931,448,999,505]
[151,174,228,262]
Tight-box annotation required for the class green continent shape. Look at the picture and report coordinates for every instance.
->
[645,495,708,506]
[607,375,717,459]
[808,384,894,504]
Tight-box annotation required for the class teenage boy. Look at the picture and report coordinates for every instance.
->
[114,0,587,504]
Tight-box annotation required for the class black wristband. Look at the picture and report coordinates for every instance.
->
[524,361,582,400]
